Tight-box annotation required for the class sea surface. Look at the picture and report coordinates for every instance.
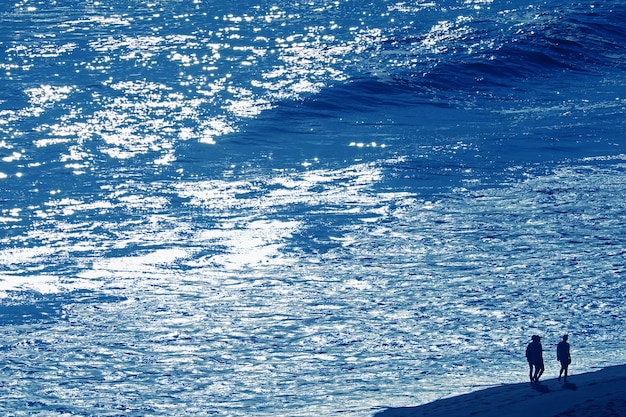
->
[1,0,625,415]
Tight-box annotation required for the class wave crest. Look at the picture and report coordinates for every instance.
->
[383,3,626,93]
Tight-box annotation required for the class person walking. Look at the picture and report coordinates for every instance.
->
[526,335,544,385]
[557,334,571,383]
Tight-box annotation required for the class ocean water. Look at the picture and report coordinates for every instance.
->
[1,0,625,415]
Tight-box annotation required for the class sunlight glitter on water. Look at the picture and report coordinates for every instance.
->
[1,157,626,416]
[2,1,626,415]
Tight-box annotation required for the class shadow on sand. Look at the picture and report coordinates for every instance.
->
[531,382,550,393]
[562,382,577,390]
[373,365,626,417]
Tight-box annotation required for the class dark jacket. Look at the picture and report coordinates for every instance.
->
[526,341,543,365]
[557,341,570,363]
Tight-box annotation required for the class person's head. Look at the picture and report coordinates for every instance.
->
[563,334,568,342]
[532,335,541,342]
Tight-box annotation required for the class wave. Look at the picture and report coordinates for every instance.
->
[378,2,626,94]
[271,2,626,116]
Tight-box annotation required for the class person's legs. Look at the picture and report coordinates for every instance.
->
[529,363,535,383]
[532,361,544,383]
[558,360,569,382]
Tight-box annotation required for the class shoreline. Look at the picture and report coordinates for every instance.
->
[373,364,626,417]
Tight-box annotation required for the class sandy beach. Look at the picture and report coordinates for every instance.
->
[374,364,626,417]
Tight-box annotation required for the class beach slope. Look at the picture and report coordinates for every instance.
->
[374,364,626,417]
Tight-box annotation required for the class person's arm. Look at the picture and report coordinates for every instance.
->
[568,344,571,360]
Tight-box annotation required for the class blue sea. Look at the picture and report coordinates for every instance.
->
[1,0,625,415]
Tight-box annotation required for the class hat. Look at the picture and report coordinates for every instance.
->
[531,335,541,341]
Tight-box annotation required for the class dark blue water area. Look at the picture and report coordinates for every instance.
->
[2,0,625,177]
[0,293,65,327]
[202,76,626,199]
[394,3,626,85]
[173,0,626,194]
[0,290,125,327]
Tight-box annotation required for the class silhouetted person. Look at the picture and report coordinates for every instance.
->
[557,334,571,382]
[526,335,544,384]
